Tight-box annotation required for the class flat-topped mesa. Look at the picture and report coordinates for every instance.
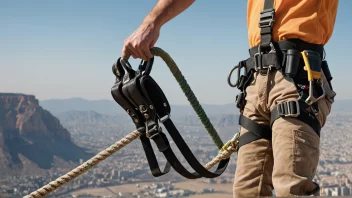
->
[0,93,91,174]
[0,93,70,139]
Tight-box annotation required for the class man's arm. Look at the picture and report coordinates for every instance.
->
[122,0,195,60]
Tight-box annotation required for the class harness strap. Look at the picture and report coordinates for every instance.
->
[250,39,324,58]
[112,57,230,179]
[162,119,229,178]
[140,135,172,176]
[259,0,275,49]
[148,129,203,179]
[270,99,321,137]
[231,0,325,149]
[111,59,171,177]
[238,115,272,149]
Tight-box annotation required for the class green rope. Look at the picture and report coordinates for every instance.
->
[148,47,224,149]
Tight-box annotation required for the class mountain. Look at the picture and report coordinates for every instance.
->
[56,110,129,125]
[217,114,240,128]
[39,97,124,116]
[40,97,352,117]
[40,97,238,118]
[0,93,92,176]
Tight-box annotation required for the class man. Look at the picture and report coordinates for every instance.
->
[121,0,338,197]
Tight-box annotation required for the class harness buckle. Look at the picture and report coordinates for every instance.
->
[254,43,275,71]
[278,100,300,117]
[259,8,275,28]
[159,114,170,123]
[146,123,161,139]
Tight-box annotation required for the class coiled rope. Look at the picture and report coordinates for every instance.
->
[26,47,239,198]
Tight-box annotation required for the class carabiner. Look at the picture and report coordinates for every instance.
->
[228,61,247,88]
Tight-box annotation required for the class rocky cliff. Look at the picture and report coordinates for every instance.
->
[0,93,91,175]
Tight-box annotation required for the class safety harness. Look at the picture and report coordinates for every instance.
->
[111,57,229,179]
[228,0,334,150]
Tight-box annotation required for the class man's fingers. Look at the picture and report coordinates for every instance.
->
[123,39,138,59]
[144,48,153,60]
[126,46,139,59]
[123,38,153,60]
[138,47,153,61]
[121,47,131,60]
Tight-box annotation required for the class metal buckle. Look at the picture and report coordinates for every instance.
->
[254,52,263,71]
[259,9,275,28]
[146,124,160,139]
[159,114,170,123]
[278,100,300,117]
[254,43,276,72]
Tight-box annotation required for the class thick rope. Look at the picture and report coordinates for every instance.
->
[205,145,237,169]
[25,130,141,198]
[26,132,237,198]
[26,47,236,197]
[123,47,224,149]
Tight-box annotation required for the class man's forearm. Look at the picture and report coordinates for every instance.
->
[143,0,195,29]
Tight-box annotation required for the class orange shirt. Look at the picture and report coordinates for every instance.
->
[247,0,339,48]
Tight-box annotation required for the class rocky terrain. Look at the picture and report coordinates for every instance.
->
[0,93,92,176]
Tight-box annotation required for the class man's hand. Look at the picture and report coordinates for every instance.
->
[121,0,195,61]
[122,22,160,61]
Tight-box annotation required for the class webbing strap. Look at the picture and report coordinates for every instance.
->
[235,0,324,149]
[163,119,230,178]
[112,54,230,179]
[270,100,321,137]
[260,0,275,49]
[140,135,172,176]
[149,131,202,179]
[264,0,274,9]
[238,115,272,149]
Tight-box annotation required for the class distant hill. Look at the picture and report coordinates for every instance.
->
[40,97,238,118]
[40,97,352,117]
[39,98,352,122]
[39,98,124,116]
[0,93,92,176]
[330,99,352,113]
[56,110,129,125]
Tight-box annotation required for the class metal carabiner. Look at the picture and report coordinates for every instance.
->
[228,61,247,88]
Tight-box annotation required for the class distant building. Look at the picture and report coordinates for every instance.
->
[331,187,341,196]
[118,170,133,179]
[325,189,332,196]
[111,169,118,179]
[341,186,350,196]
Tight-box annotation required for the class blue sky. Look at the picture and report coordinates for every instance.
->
[1,0,350,105]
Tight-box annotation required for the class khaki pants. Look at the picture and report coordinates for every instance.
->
[232,69,336,197]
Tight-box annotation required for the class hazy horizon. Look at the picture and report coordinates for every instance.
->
[2,1,351,105]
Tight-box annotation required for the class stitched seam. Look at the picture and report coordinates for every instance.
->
[291,129,295,182]
[257,140,270,196]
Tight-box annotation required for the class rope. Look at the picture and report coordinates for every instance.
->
[26,132,237,198]
[123,47,224,149]
[25,130,141,198]
[25,47,237,197]
[205,145,237,169]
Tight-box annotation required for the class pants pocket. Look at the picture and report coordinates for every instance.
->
[292,129,320,180]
